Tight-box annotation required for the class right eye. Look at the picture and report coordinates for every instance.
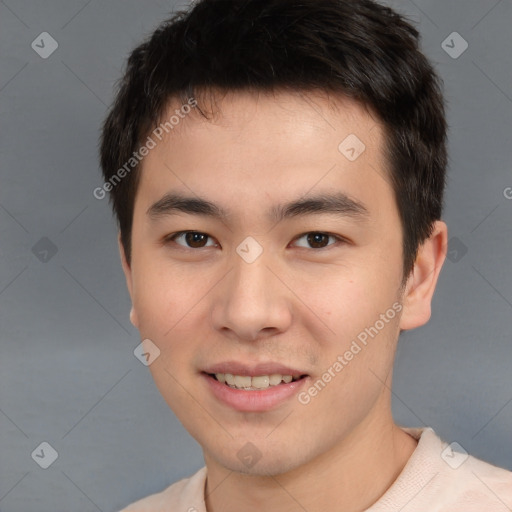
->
[164,231,218,249]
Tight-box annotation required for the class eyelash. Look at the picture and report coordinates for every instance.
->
[164,231,347,250]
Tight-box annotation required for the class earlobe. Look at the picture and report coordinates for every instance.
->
[399,221,448,331]
[129,306,139,328]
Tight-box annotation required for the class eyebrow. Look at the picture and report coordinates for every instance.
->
[146,191,370,223]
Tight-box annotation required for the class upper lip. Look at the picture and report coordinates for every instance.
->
[203,361,307,377]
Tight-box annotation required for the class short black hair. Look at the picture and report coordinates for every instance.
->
[100,0,447,279]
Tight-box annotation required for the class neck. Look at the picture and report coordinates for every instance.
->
[204,404,418,512]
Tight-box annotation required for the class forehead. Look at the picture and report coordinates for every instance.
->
[135,89,392,219]
[162,88,383,153]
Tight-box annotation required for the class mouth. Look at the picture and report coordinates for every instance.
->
[206,372,307,391]
[202,371,309,412]
[201,362,310,411]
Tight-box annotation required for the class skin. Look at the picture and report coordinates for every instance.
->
[119,89,448,512]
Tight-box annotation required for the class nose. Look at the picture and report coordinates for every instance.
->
[210,250,293,342]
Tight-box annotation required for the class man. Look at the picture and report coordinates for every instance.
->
[99,0,512,510]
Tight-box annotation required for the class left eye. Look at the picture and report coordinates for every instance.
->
[292,232,341,249]
[167,231,217,248]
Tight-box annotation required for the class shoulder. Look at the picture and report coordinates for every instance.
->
[388,427,512,511]
[440,449,512,509]
[118,466,207,512]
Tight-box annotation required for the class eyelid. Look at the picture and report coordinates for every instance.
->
[291,232,347,249]
[165,231,219,248]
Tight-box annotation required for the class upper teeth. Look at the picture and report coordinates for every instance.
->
[215,373,298,390]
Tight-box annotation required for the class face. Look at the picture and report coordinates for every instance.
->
[121,90,424,476]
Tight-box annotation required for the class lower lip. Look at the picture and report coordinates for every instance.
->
[202,373,308,412]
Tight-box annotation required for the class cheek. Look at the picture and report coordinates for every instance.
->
[304,304,401,417]
[130,255,207,336]
[305,260,402,381]
[309,262,400,326]
[130,256,217,387]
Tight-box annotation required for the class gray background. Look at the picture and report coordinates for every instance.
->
[0,0,511,511]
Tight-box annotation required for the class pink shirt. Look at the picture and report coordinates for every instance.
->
[120,427,512,511]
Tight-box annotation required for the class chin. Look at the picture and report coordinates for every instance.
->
[226,455,302,477]
[206,438,311,477]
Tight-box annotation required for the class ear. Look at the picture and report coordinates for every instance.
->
[118,233,139,328]
[399,221,448,331]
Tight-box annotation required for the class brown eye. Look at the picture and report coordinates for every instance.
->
[168,231,216,248]
[185,232,209,248]
[293,232,340,249]
[307,233,330,248]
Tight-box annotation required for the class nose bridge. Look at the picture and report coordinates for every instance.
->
[211,245,292,340]
[231,253,272,304]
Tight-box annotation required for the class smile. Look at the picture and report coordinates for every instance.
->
[202,372,309,412]
[211,373,304,390]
